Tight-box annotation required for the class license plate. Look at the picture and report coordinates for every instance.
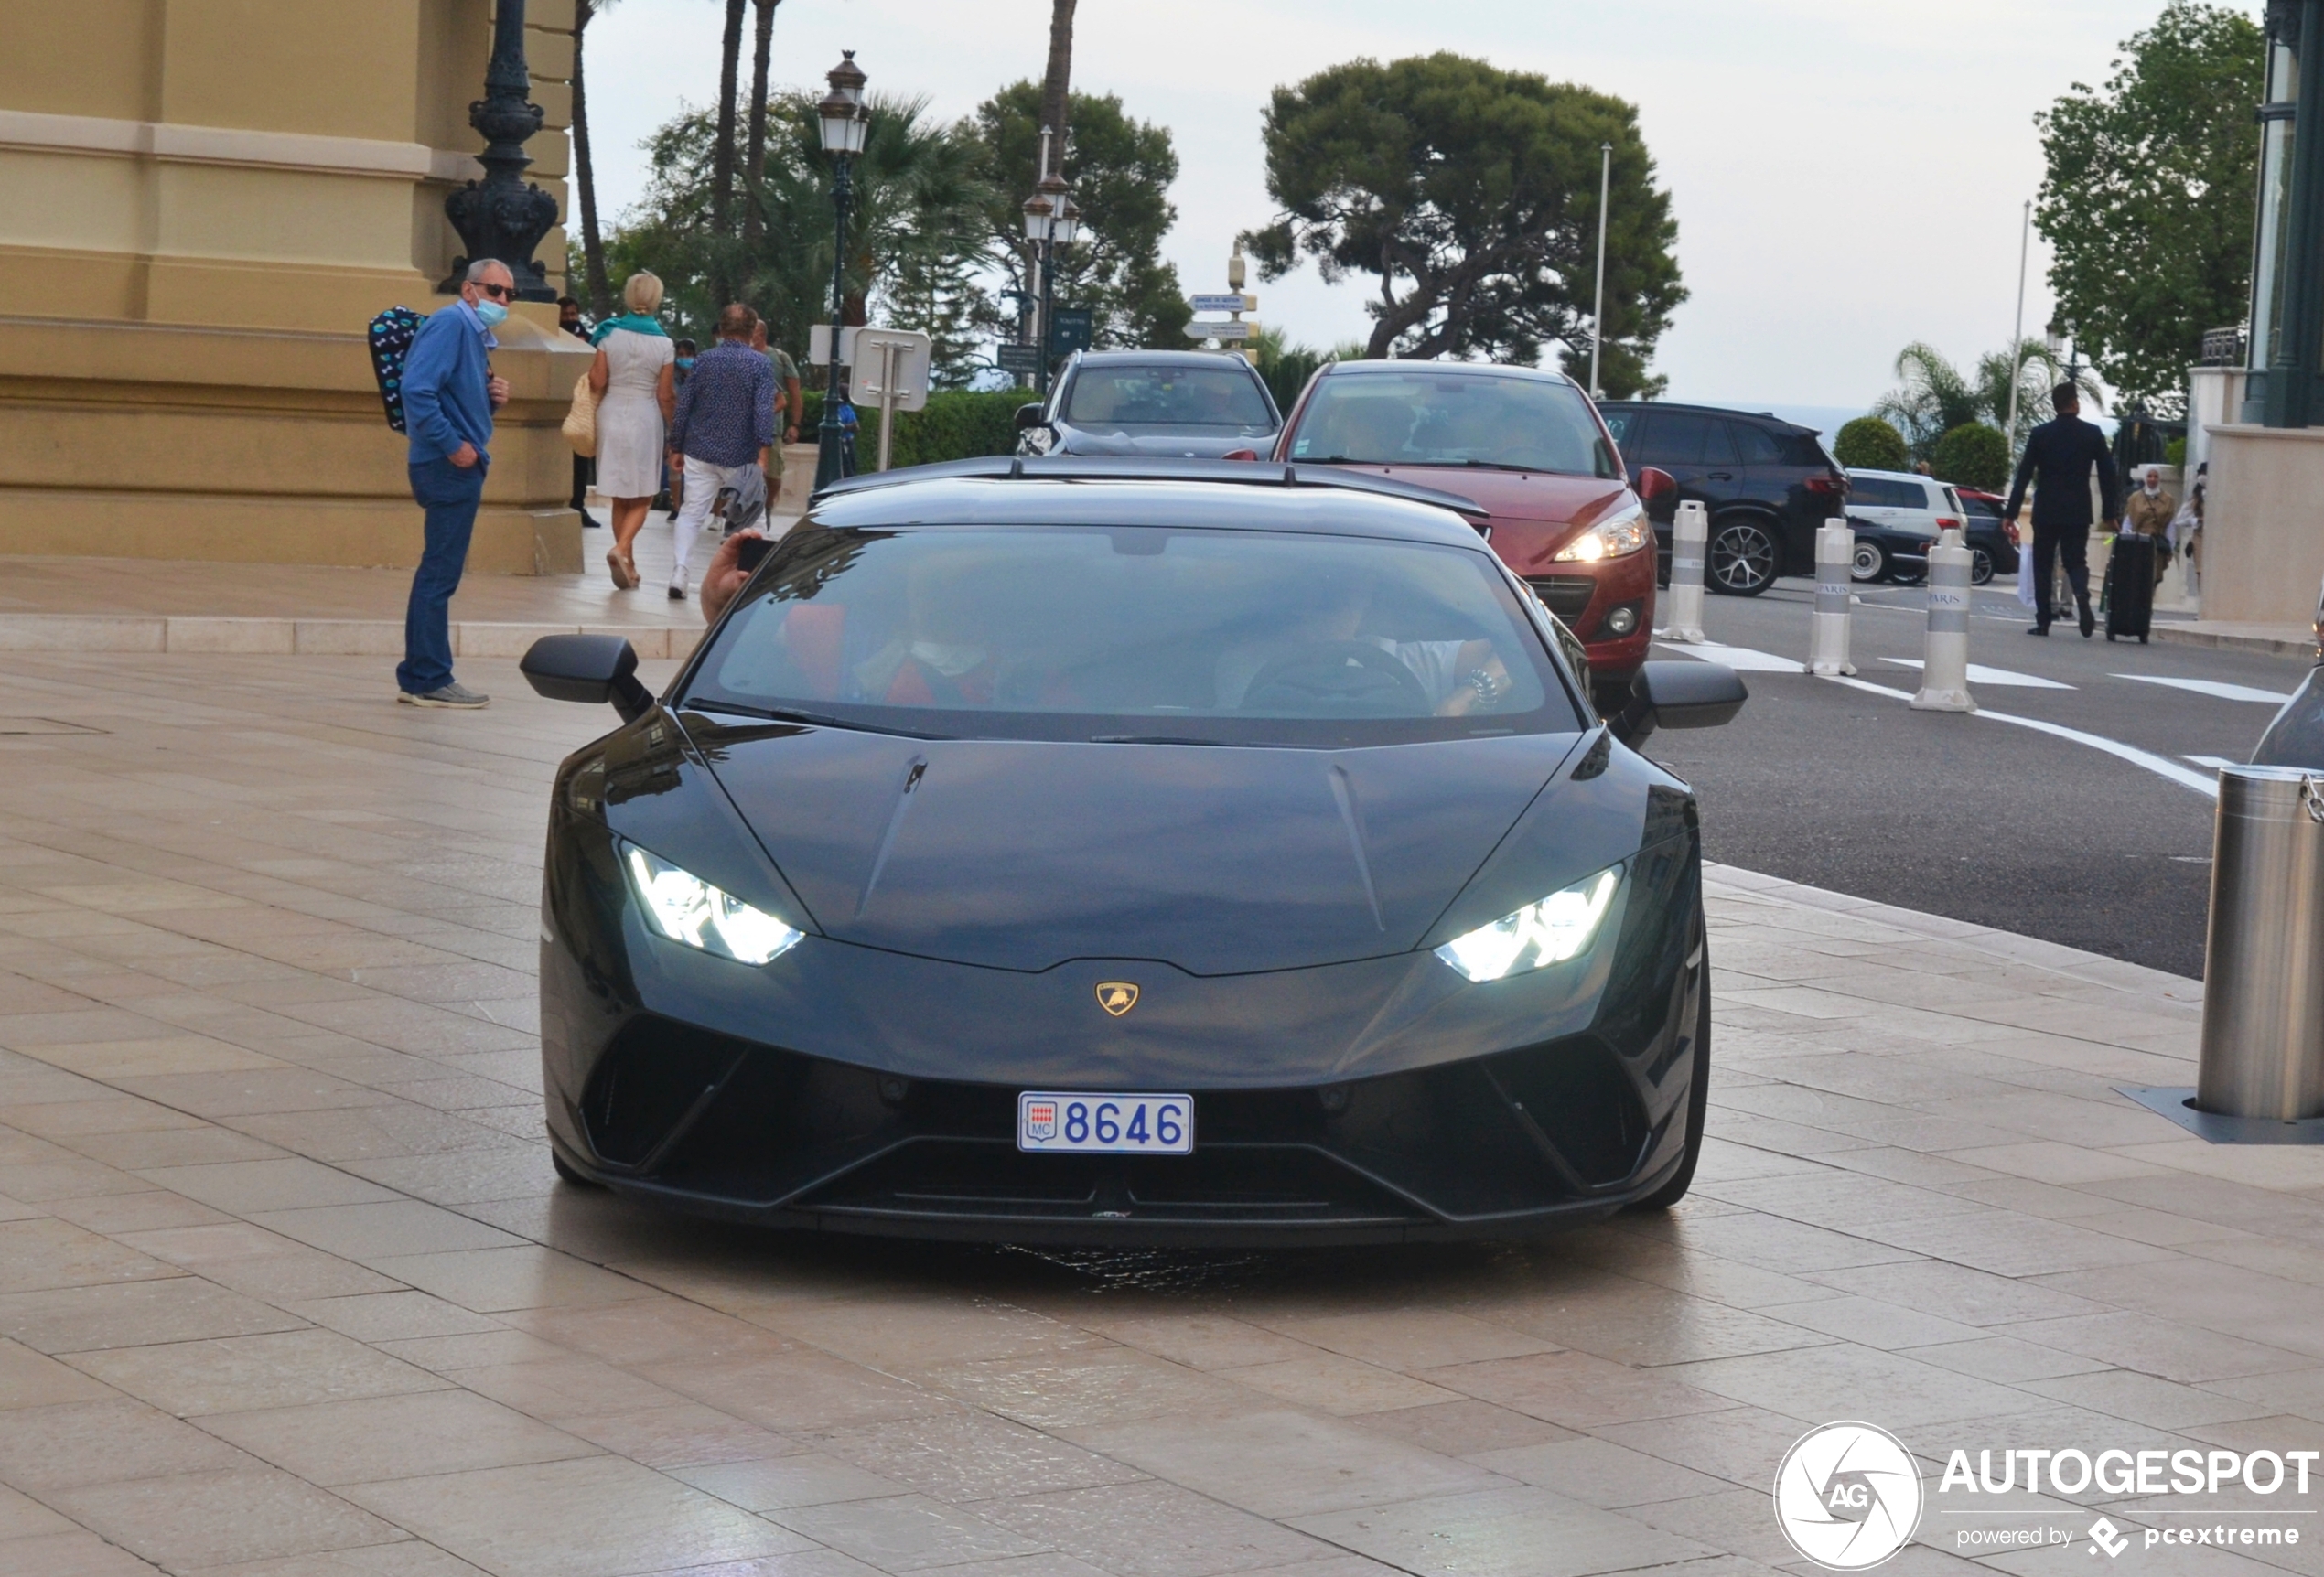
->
[1017,1091,1192,1154]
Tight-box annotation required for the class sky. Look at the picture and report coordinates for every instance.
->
[579,0,2259,419]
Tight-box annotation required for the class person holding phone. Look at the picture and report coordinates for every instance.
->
[699,528,768,625]
[395,257,513,708]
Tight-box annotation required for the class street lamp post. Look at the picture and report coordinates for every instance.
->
[1023,171,1077,397]
[439,0,560,298]
[1588,141,1610,400]
[813,52,870,492]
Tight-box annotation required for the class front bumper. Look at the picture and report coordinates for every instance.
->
[1522,544,1656,681]
[538,814,1705,1246]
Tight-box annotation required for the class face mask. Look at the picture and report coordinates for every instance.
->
[472,299,508,327]
[677,358,695,371]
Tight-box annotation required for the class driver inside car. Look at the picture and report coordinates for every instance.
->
[1215,570,1513,717]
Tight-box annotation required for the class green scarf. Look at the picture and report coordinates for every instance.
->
[590,313,669,345]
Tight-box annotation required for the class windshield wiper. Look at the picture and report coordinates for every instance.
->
[684,700,946,740]
[1089,734,1312,748]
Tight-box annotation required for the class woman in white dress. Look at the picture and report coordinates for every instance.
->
[587,273,677,589]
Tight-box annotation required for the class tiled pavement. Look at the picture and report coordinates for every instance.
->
[0,650,2319,1577]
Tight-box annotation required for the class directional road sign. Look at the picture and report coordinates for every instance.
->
[1189,293,1256,314]
[995,343,1043,374]
[1050,307,1093,357]
[1185,320,1253,342]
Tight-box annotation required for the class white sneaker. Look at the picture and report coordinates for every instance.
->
[668,573,687,601]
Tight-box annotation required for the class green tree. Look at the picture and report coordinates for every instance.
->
[2035,2,2263,411]
[605,92,991,380]
[969,83,1190,355]
[1834,416,1909,472]
[1243,53,1684,392]
[1877,340,2101,461]
[1931,424,2009,491]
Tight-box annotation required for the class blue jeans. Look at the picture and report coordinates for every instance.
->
[398,454,488,694]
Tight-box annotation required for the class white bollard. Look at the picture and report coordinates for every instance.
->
[1805,517,1856,676]
[1910,526,1978,713]
[1662,500,1707,643]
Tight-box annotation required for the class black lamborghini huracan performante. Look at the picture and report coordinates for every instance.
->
[521,458,1747,1244]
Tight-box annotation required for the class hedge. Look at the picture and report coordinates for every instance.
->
[1930,423,2008,492]
[795,388,1029,470]
[1833,415,1909,472]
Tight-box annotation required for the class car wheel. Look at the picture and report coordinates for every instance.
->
[1850,541,1888,583]
[1705,520,1778,596]
[1969,547,1995,586]
[550,1146,601,1188]
[1632,913,1709,1211]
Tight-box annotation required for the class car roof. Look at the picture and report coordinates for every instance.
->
[1596,400,1811,434]
[1068,349,1264,371]
[809,471,1492,550]
[1846,467,1942,484]
[1316,359,1578,389]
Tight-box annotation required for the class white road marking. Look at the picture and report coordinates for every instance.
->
[1881,658,2074,690]
[2116,674,2296,704]
[2184,755,2239,771]
[1658,641,2218,799]
[1652,639,1805,673]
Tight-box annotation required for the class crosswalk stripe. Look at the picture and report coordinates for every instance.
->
[2117,675,2295,703]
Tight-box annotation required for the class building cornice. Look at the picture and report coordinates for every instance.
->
[0,108,490,184]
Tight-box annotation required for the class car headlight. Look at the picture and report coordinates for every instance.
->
[1554,504,1651,563]
[623,845,802,965]
[1434,866,1622,982]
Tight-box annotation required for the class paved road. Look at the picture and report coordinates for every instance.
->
[1639,578,2314,979]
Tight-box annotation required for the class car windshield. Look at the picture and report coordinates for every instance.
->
[1287,372,1621,478]
[1060,366,1275,429]
[684,523,1583,746]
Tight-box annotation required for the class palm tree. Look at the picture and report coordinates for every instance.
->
[711,0,747,244]
[741,0,781,251]
[1872,343,1984,459]
[572,0,621,316]
[1974,339,2103,451]
[1038,0,1079,175]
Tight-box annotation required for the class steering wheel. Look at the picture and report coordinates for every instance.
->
[1242,640,1431,716]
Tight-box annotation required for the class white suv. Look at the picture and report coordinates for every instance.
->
[1845,468,1966,583]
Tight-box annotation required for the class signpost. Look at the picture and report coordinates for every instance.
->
[1186,257,1258,363]
[851,327,931,473]
[807,324,860,366]
[1189,293,1256,314]
[1183,320,1253,342]
[995,343,1042,376]
[1049,306,1093,359]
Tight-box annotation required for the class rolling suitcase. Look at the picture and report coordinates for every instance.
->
[2104,531,2157,643]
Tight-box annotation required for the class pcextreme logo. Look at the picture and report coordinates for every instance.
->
[1772,1422,1925,1571]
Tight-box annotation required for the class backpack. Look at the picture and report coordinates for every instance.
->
[366,306,424,433]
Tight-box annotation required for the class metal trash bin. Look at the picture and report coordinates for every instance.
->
[2197,766,2324,1119]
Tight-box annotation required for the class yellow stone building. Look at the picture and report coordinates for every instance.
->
[0,0,589,574]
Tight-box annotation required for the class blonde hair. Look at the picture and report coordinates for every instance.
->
[622,272,664,315]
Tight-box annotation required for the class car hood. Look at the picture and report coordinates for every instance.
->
[1296,466,1632,567]
[1059,425,1276,458]
[691,720,1586,975]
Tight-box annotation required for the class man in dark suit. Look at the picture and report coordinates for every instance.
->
[2002,381,2120,637]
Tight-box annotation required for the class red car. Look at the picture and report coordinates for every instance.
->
[1272,360,1666,703]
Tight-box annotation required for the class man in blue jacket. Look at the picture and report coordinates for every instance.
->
[397,258,515,706]
[2002,381,2120,638]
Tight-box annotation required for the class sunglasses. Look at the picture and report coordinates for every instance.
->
[476,282,516,301]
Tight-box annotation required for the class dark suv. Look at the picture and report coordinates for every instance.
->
[1596,402,1847,595]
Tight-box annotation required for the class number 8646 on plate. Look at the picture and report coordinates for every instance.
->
[1017,1091,1192,1154]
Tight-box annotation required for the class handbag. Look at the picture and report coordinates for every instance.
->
[562,371,597,457]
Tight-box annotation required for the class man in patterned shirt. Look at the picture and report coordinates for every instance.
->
[665,303,775,600]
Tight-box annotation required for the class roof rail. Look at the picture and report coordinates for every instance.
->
[812,455,1488,518]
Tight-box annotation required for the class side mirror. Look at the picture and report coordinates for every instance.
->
[1635,467,1676,503]
[522,635,655,723]
[1611,660,1747,747]
[1014,402,1049,432]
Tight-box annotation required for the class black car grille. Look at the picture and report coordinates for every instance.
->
[580,1014,1662,1231]
[1524,575,1597,618]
